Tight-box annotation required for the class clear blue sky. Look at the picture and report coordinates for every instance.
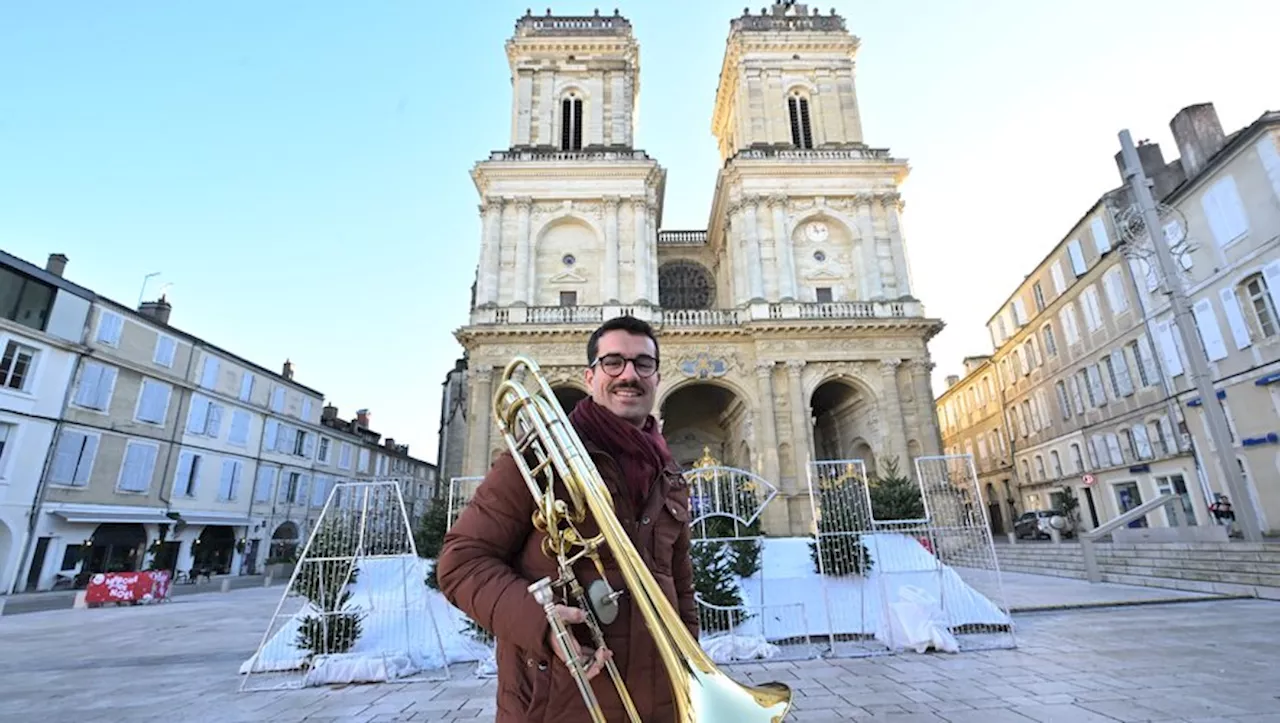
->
[2,0,1276,463]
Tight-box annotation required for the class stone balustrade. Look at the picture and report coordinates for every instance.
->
[487,148,652,163]
[732,147,893,162]
[470,300,922,327]
[656,230,708,246]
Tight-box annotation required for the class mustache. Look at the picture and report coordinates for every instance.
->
[609,381,645,393]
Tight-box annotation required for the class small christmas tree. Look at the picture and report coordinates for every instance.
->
[868,457,926,521]
[294,519,364,660]
[808,463,874,577]
[690,541,747,632]
[416,500,450,590]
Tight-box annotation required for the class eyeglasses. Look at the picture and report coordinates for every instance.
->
[591,353,659,378]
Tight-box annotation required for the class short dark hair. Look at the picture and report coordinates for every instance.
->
[586,315,660,366]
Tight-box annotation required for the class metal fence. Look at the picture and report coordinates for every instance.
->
[804,455,1016,658]
[240,479,452,691]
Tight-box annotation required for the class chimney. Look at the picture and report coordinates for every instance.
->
[137,295,173,325]
[1170,103,1226,179]
[282,359,294,380]
[385,437,396,450]
[322,403,338,421]
[356,408,370,427]
[46,253,68,277]
[945,375,960,388]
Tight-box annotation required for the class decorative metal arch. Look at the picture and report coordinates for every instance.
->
[658,260,715,309]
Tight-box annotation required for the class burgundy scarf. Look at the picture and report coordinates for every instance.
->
[569,398,673,511]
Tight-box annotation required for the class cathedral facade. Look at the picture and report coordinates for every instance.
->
[450,5,944,536]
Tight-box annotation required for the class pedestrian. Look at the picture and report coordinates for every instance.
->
[436,315,698,723]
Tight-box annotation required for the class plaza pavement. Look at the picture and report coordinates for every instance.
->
[0,580,1277,722]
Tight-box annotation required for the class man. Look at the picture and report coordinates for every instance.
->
[437,316,698,723]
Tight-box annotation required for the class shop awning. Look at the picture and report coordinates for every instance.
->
[48,505,250,528]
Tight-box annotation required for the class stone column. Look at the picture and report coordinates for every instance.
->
[785,360,813,489]
[855,194,882,300]
[908,359,942,456]
[744,196,765,301]
[727,206,747,305]
[465,367,494,477]
[631,197,649,303]
[513,197,533,305]
[879,359,910,467]
[753,361,781,485]
[478,199,503,306]
[647,201,660,304]
[769,195,796,301]
[603,196,620,302]
[881,192,913,299]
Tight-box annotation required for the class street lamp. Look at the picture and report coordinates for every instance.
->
[138,272,161,307]
[1117,130,1262,542]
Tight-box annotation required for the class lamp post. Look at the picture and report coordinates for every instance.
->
[1117,130,1262,542]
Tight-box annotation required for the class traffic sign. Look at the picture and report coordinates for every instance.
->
[1082,473,1096,487]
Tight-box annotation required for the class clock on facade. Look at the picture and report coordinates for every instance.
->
[805,221,829,242]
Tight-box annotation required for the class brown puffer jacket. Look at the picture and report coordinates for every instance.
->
[436,440,698,723]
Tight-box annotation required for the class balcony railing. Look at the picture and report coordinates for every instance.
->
[470,300,921,327]
[657,230,708,246]
[487,148,651,163]
[732,147,893,162]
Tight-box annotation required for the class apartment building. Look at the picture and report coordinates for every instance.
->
[936,356,1017,535]
[1128,105,1280,534]
[937,102,1280,537]
[5,252,438,591]
[0,253,94,595]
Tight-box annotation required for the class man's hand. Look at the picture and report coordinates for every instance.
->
[547,604,613,680]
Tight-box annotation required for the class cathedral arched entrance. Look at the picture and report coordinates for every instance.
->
[659,381,753,471]
[810,377,880,478]
[552,385,588,414]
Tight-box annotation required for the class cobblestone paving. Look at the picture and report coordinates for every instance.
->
[0,585,1277,722]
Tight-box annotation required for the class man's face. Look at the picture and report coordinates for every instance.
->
[584,329,660,426]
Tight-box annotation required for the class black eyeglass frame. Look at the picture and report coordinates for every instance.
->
[589,353,660,378]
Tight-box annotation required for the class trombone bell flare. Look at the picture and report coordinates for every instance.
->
[491,355,794,723]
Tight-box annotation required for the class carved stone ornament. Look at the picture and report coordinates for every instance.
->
[754,360,776,377]
[676,352,731,379]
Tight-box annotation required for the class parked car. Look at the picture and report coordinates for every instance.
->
[1013,510,1075,540]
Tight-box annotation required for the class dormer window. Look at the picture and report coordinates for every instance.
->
[561,92,583,151]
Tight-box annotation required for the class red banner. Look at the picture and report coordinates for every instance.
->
[84,570,172,606]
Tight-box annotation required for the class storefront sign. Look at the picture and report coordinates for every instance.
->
[84,570,172,606]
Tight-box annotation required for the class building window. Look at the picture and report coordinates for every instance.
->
[561,93,583,151]
[558,291,577,307]
[788,93,813,149]
[50,429,97,486]
[1041,325,1058,357]
[1241,273,1277,339]
[0,267,56,332]
[1032,282,1046,313]
[815,287,833,303]
[0,341,36,392]
[95,311,124,346]
[0,423,11,469]
[174,451,202,497]
[658,261,715,309]
[1050,450,1063,477]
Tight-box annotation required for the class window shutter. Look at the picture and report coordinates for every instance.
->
[240,373,254,402]
[1069,375,1085,414]
[205,404,223,437]
[301,398,312,421]
[1132,425,1153,460]
[1105,434,1124,466]
[1091,218,1111,255]
[74,364,102,408]
[1110,349,1134,396]
[175,451,195,496]
[1068,240,1087,276]
[1261,261,1280,320]
[1155,322,1184,376]
[200,356,219,389]
[1136,336,1160,385]
[1218,287,1252,350]
[1257,136,1280,200]
[219,460,236,500]
[265,419,279,450]
[303,433,315,458]
[96,366,117,411]
[1107,270,1129,313]
[277,426,293,453]
[1159,416,1178,453]
[1191,299,1229,361]
[187,397,209,435]
[230,410,250,445]
[51,431,84,483]
[1051,262,1066,295]
[254,466,275,502]
[1087,436,1102,469]
[1086,365,1106,405]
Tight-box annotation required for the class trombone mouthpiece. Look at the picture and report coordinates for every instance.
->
[529,577,555,606]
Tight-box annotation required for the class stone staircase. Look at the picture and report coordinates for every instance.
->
[995,540,1280,600]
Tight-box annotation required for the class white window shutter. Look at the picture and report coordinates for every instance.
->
[1086,365,1106,405]
[1091,218,1111,255]
[254,466,275,502]
[1132,425,1153,460]
[1261,261,1280,319]
[303,433,315,458]
[219,460,237,500]
[1156,322,1184,376]
[1069,375,1085,414]
[1191,299,1229,361]
[1136,335,1160,384]
[1051,262,1066,295]
[240,373,254,402]
[1159,415,1178,453]
[175,451,195,496]
[51,431,84,483]
[277,426,293,453]
[1218,287,1252,350]
[74,364,102,407]
[1257,136,1280,200]
[265,419,279,450]
[1068,240,1087,276]
[301,398,313,421]
[205,404,223,437]
[96,366,117,411]
[187,397,209,435]
[1108,270,1129,312]
[1105,433,1124,466]
[1111,348,1134,396]
[201,356,219,389]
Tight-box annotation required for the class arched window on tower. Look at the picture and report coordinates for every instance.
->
[658,261,715,310]
[561,92,584,151]
[788,92,813,149]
